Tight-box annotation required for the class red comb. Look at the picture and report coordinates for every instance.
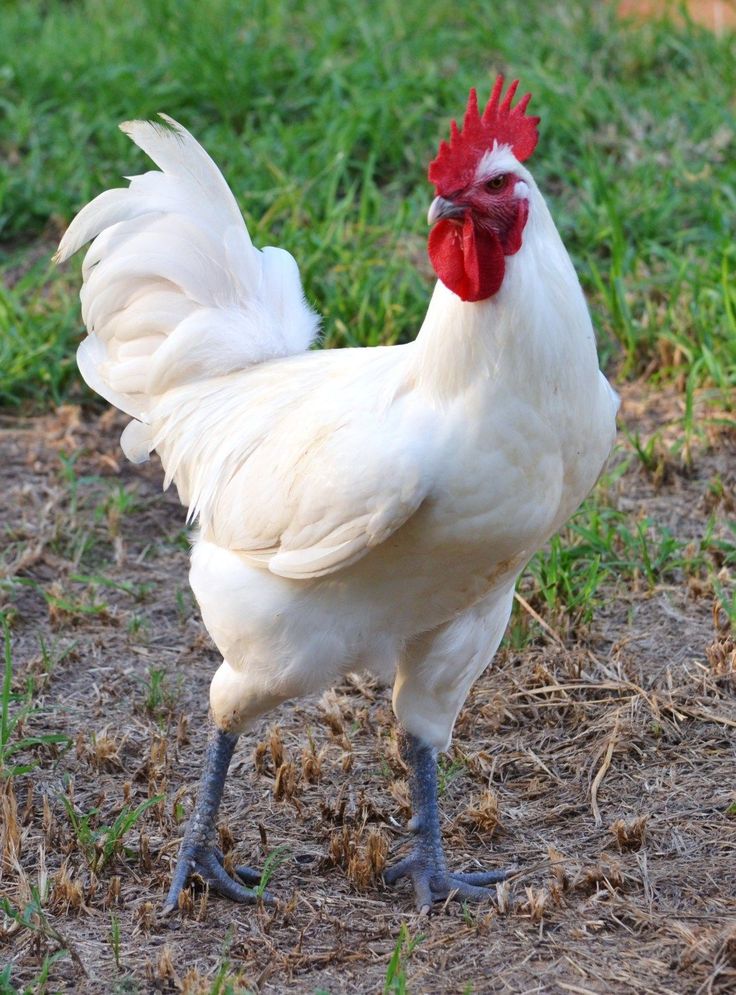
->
[429,76,540,194]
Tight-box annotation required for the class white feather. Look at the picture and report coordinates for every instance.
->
[57,114,319,454]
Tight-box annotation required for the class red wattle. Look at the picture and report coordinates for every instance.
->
[428,215,505,302]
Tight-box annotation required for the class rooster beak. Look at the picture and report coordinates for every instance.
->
[427,196,465,225]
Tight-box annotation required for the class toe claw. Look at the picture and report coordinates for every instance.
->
[233,864,264,887]
[451,866,516,886]
[383,854,415,886]
[385,848,513,910]
[164,843,273,911]
[444,878,494,902]
[412,872,434,914]
[211,846,263,887]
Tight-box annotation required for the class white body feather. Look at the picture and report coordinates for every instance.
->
[56,118,617,750]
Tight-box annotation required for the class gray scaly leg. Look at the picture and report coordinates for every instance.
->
[384,729,515,913]
[162,726,274,914]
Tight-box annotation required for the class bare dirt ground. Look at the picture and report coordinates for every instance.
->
[1,394,735,995]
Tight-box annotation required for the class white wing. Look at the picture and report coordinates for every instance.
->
[150,347,435,579]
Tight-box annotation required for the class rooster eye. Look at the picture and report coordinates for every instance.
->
[485,174,506,191]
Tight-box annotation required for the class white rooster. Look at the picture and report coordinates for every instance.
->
[55,77,618,914]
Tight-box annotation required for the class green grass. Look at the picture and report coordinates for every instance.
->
[254,844,291,899]
[0,621,71,777]
[514,487,736,643]
[383,922,424,994]
[0,0,734,407]
[1,893,75,994]
[60,793,163,874]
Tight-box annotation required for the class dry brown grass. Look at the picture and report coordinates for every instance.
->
[1,399,735,994]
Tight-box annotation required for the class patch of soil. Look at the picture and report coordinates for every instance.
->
[1,398,735,994]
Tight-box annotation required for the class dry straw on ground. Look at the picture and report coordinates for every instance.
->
[1,391,735,994]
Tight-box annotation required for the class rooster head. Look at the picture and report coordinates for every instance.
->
[427,76,540,303]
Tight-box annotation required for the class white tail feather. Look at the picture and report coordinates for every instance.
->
[55,114,319,457]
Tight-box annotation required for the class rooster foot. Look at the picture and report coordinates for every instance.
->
[162,726,277,914]
[387,729,516,913]
[162,842,273,914]
[384,852,514,913]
